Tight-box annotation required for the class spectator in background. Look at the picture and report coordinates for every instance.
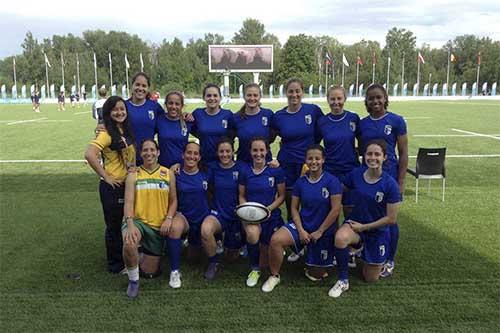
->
[92,87,108,124]
[58,91,66,111]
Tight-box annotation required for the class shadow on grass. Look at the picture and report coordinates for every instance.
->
[1,173,499,332]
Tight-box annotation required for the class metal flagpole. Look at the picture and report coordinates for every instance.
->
[355,59,359,96]
[125,54,130,97]
[476,52,480,95]
[325,61,328,90]
[341,62,345,87]
[401,52,405,96]
[76,53,81,95]
[13,57,17,90]
[93,52,98,92]
[386,54,391,93]
[61,52,65,90]
[417,55,421,96]
[332,61,335,84]
[109,53,113,90]
[446,48,451,94]
[44,53,50,98]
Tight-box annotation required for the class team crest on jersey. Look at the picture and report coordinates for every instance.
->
[232,171,239,180]
[159,181,167,189]
[268,177,275,187]
[375,191,384,203]
[262,116,268,126]
[181,127,188,137]
[305,114,312,125]
[222,119,228,128]
[148,110,155,120]
[202,180,208,190]
[384,124,392,135]
[350,121,356,132]
[322,187,329,198]
[379,245,386,256]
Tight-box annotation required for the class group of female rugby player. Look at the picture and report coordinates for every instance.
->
[84,72,408,299]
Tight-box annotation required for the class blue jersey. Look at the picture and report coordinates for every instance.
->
[156,116,192,167]
[125,99,163,149]
[207,161,244,223]
[271,103,323,163]
[292,172,342,235]
[176,170,211,225]
[343,167,401,234]
[359,112,407,179]
[239,164,285,219]
[191,108,234,163]
[318,111,360,175]
[232,108,274,163]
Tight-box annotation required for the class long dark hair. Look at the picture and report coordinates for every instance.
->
[131,72,151,99]
[102,96,135,151]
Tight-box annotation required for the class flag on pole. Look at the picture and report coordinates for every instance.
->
[93,52,97,69]
[450,53,456,62]
[44,53,51,68]
[140,53,144,71]
[418,51,425,64]
[477,52,481,65]
[325,52,332,65]
[342,53,349,67]
[125,54,130,69]
[357,55,363,65]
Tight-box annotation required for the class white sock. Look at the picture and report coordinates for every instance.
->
[127,266,139,281]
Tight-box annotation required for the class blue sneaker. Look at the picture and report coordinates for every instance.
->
[127,280,139,298]
[204,263,220,280]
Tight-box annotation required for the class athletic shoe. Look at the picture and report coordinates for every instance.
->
[169,270,182,289]
[287,248,305,263]
[119,267,128,275]
[262,275,280,292]
[216,240,224,255]
[328,280,349,298]
[239,245,248,258]
[126,280,139,299]
[380,261,395,278]
[304,269,329,282]
[246,270,261,287]
[204,263,220,280]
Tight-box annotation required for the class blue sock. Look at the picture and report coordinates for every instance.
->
[335,247,349,281]
[167,237,182,271]
[247,242,260,271]
[208,254,218,264]
[387,223,399,262]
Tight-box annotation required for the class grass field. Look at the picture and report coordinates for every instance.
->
[1,100,499,332]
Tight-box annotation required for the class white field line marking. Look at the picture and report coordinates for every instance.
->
[73,111,91,115]
[1,155,500,163]
[451,128,500,140]
[6,117,47,125]
[414,134,500,137]
[39,120,73,122]
[404,117,432,119]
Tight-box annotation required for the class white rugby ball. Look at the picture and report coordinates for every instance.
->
[235,202,271,224]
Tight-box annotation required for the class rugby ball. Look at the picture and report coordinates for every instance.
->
[235,202,271,224]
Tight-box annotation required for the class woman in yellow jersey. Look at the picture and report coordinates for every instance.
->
[84,96,136,274]
[122,139,183,298]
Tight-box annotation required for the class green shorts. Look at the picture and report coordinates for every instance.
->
[122,220,164,256]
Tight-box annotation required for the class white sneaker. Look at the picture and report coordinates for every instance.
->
[169,270,182,289]
[262,275,280,292]
[287,248,305,263]
[246,270,261,287]
[328,280,349,298]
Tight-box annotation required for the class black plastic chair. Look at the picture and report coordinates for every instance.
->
[407,148,446,202]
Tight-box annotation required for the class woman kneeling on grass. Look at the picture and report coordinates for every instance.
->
[121,139,182,298]
[328,139,401,298]
[262,144,342,292]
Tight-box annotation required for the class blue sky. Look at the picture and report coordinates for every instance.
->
[1,0,499,58]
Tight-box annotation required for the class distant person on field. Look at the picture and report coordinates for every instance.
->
[33,90,41,113]
[93,87,108,124]
[83,91,87,105]
[76,93,81,108]
[58,91,66,111]
[70,93,76,108]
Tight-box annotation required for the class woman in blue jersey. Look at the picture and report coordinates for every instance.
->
[125,72,164,164]
[84,96,136,274]
[238,137,286,287]
[191,84,234,164]
[156,91,192,168]
[169,142,220,286]
[328,140,401,298]
[233,83,275,163]
[271,78,323,219]
[262,145,342,292]
[359,84,408,277]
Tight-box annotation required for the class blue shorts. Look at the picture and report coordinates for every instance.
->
[259,215,284,245]
[186,210,219,247]
[280,162,303,189]
[220,218,245,250]
[284,223,335,267]
[358,229,389,265]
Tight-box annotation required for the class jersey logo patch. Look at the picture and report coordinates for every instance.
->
[375,191,384,203]
[262,116,268,126]
[181,127,188,137]
[222,119,228,129]
[350,121,356,132]
[148,110,155,120]
[322,187,329,198]
[232,171,239,180]
[305,114,312,125]
[321,250,328,261]
[289,223,297,229]
[379,245,386,256]
[268,177,275,187]
[202,180,208,190]
[384,124,392,135]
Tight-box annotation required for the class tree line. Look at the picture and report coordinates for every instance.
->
[0,19,498,97]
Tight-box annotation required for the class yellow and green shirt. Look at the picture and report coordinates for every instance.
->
[90,131,136,181]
